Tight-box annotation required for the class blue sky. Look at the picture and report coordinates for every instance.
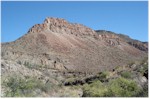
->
[1,1,148,42]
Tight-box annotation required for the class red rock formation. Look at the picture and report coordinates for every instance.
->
[28,17,96,37]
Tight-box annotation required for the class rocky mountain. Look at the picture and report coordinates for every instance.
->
[1,17,148,97]
[2,17,147,73]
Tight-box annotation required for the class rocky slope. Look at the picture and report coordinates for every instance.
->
[96,30,148,52]
[1,17,148,97]
[2,17,147,74]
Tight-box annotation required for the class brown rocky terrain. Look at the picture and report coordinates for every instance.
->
[96,30,148,52]
[2,17,147,73]
[1,17,148,97]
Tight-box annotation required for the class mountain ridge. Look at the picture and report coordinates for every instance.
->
[2,17,148,74]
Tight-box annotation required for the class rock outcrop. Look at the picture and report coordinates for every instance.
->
[96,30,148,52]
[28,17,96,37]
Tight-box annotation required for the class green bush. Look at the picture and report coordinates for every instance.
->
[82,80,109,97]
[108,77,141,97]
[138,64,148,75]
[98,71,109,80]
[3,76,50,97]
[120,71,132,79]
[82,77,141,97]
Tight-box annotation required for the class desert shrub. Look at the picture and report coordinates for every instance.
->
[113,66,120,71]
[98,71,109,80]
[24,61,33,69]
[66,78,75,82]
[23,62,41,69]
[82,80,109,97]
[120,71,132,79]
[64,77,77,86]
[3,76,48,97]
[112,66,125,73]
[82,77,141,97]
[108,77,141,97]
[41,82,52,93]
[138,64,148,75]
[72,85,81,90]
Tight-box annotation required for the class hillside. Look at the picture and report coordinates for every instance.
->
[1,17,148,97]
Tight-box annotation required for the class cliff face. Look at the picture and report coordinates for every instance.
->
[2,17,148,74]
[28,17,96,37]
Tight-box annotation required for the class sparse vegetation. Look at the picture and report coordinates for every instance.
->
[24,61,33,69]
[128,61,135,66]
[82,80,109,97]
[98,71,109,80]
[3,76,51,97]
[23,61,45,70]
[140,57,148,65]
[65,78,76,85]
[114,66,120,71]
[17,60,22,65]
[138,64,148,75]
[41,82,52,93]
[2,59,148,97]
[120,71,132,79]
[64,77,83,86]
